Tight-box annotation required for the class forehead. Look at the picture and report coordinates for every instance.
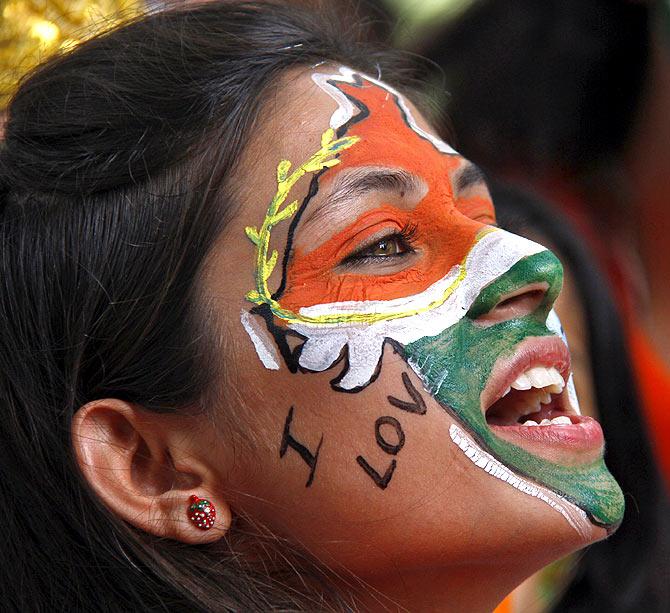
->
[234,66,468,234]
[230,68,338,233]
[255,67,347,176]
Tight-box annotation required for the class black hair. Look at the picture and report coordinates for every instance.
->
[421,0,650,180]
[0,3,422,610]
[493,182,670,612]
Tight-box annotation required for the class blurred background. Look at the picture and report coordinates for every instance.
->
[2,1,670,611]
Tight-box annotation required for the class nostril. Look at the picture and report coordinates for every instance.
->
[475,283,549,325]
[495,289,544,311]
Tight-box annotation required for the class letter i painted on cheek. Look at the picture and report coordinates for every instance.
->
[280,406,323,487]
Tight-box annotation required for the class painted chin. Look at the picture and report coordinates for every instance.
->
[481,336,605,465]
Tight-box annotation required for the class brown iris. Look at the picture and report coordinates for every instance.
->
[366,236,407,257]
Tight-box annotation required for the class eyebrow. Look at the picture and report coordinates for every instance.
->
[328,167,423,207]
[454,163,488,194]
[299,167,425,234]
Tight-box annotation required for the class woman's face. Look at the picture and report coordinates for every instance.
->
[202,66,623,583]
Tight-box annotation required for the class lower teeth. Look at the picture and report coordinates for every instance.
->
[522,415,572,427]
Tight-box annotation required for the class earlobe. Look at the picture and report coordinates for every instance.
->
[71,399,231,544]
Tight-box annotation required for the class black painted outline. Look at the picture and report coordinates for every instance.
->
[327,340,385,393]
[256,72,462,393]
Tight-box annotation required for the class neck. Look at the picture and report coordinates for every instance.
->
[348,560,544,612]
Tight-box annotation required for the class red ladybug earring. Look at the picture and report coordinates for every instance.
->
[187,495,216,530]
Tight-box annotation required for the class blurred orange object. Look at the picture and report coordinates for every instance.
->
[629,325,670,490]
[492,594,512,613]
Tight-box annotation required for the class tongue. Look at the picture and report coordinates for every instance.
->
[486,387,557,426]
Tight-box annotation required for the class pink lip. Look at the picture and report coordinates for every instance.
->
[490,415,604,449]
[482,336,605,458]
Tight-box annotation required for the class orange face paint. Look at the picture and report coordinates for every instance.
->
[276,75,495,312]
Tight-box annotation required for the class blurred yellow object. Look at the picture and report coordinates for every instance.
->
[0,0,144,109]
[382,0,476,46]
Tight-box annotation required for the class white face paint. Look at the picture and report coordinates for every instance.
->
[547,308,581,415]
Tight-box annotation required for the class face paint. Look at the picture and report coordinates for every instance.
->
[242,66,624,535]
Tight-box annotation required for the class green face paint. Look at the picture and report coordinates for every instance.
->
[403,252,624,528]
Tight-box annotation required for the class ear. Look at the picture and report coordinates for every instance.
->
[71,399,231,544]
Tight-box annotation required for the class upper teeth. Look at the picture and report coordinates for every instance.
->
[510,366,564,392]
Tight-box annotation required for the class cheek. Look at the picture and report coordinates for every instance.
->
[219,343,575,575]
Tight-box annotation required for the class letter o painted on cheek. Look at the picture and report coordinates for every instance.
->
[375,416,405,455]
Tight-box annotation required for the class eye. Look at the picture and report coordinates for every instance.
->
[362,236,409,257]
[340,223,418,269]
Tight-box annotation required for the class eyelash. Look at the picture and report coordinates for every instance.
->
[340,222,419,268]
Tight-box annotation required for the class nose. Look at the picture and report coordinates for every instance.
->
[466,250,564,324]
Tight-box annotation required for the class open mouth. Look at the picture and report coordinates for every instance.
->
[481,337,603,457]
[486,365,573,426]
